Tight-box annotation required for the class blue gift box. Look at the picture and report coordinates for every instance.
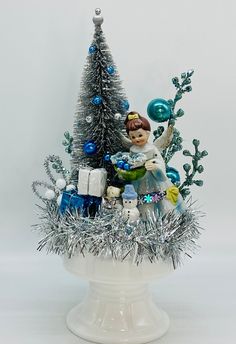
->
[82,194,102,217]
[59,189,102,217]
[59,189,83,215]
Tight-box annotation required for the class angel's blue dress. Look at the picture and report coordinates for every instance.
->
[130,142,185,219]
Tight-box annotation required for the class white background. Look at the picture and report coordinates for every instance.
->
[0,0,235,343]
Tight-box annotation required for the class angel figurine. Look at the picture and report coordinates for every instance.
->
[121,111,185,220]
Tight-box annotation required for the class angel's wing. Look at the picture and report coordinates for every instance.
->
[153,125,174,152]
[120,133,132,149]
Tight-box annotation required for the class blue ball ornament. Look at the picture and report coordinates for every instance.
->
[147,98,172,122]
[92,95,102,105]
[123,163,131,171]
[89,45,96,54]
[83,140,97,155]
[117,160,125,169]
[166,166,180,185]
[104,154,111,162]
[106,66,115,75]
[121,100,130,111]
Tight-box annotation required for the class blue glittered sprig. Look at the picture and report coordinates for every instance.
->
[62,131,73,155]
[153,70,208,197]
[179,139,208,199]
[167,69,194,126]
[153,70,194,164]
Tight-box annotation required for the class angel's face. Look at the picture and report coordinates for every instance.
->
[129,129,150,146]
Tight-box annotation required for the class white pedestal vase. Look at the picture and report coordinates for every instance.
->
[64,254,174,344]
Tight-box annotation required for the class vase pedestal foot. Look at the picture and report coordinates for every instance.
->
[66,282,169,344]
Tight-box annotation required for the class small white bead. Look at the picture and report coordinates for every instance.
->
[114,113,122,120]
[45,189,56,200]
[56,178,66,190]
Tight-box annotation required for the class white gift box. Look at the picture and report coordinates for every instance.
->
[88,168,107,197]
[77,167,92,195]
[78,168,107,197]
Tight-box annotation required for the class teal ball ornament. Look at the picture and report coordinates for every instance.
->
[147,98,171,122]
[166,166,180,185]
[121,100,130,111]
[83,140,97,155]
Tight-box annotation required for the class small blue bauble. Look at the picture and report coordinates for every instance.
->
[92,95,102,105]
[123,163,131,171]
[89,45,96,54]
[106,66,115,75]
[147,98,171,122]
[166,166,180,185]
[121,100,130,111]
[83,140,97,155]
[104,154,111,162]
[117,160,125,169]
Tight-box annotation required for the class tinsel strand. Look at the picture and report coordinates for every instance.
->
[32,199,203,267]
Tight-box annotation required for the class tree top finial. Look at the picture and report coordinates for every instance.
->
[93,8,103,26]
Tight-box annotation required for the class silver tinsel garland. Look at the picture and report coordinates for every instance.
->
[33,199,203,267]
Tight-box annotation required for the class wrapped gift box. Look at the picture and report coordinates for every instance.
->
[77,167,93,195]
[59,189,102,217]
[59,189,84,215]
[78,168,107,197]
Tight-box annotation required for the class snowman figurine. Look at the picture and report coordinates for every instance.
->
[122,184,140,222]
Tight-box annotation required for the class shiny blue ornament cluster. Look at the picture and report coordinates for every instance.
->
[147,98,172,123]
[92,95,103,105]
[121,100,130,111]
[110,152,146,171]
[116,160,131,170]
[83,140,97,155]
[104,153,131,170]
[89,45,97,54]
[166,166,180,185]
[106,66,115,75]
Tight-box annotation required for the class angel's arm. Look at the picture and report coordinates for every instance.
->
[153,125,174,152]
[120,132,132,149]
